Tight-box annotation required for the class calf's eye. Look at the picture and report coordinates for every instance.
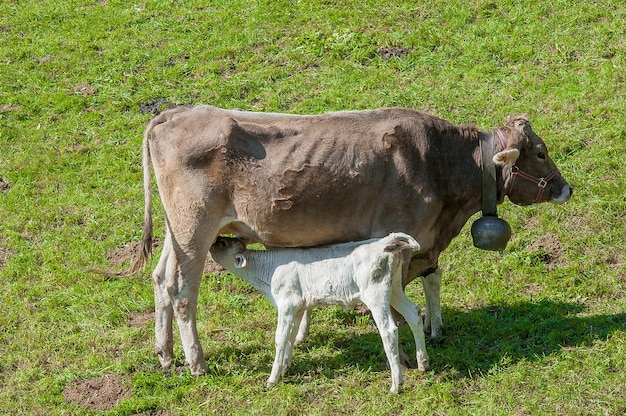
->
[537,152,546,160]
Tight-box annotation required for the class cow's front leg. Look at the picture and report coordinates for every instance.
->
[420,267,443,341]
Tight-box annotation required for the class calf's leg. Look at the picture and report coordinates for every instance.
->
[267,304,297,389]
[294,308,311,345]
[390,286,430,372]
[362,295,403,394]
[283,307,306,369]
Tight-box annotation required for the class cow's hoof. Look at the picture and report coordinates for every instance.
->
[189,362,209,376]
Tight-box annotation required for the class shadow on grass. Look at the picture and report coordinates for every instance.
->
[207,300,625,381]
[433,300,625,377]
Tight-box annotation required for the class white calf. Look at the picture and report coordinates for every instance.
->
[209,232,430,393]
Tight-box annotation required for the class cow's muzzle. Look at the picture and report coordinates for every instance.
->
[552,183,572,204]
[508,165,565,203]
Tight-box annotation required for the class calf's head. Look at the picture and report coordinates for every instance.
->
[493,115,572,206]
[210,236,248,269]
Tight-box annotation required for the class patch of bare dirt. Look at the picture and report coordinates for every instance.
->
[106,239,227,275]
[527,233,567,270]
[0,249,13,269]
[139,98,178,115]
[63,374,131,411]
[525,283,544,296]
[73,83,96,96]
[0,177,10,193]
[129,310,154,329]
[0,104,21,112]
[205,255,227,275]
[106,239,162,267]
[604,252,623,270]
[378,47,411,59]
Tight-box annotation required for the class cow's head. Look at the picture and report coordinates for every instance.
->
[493,115,572,206]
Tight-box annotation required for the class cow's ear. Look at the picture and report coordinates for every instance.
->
[505,114,530,132]
[493,148,520,166]
[234,253,247,268]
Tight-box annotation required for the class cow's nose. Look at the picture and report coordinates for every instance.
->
[552,184,572,204]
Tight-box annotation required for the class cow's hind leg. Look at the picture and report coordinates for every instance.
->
[152,236,175,374]
[421,267,443,341]
[153,223,213,376]
[170,236,211,376]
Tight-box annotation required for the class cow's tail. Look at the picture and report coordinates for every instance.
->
[125,119,155,275]
[90,115,159,277]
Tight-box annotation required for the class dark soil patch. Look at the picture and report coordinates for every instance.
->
[106,238,227,275]
[0,177,10,193]
[73,83,96,96]
[139,98,179,115]
[129,310,154,329]
[527,233,566,270]
[0,245,14,269]
[106,239,162,267]
[0,104,22,112]
[378,47,411,59]
[205,255,227,276]
[63,374,131,411]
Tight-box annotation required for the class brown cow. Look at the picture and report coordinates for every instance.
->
[130,105,571,376]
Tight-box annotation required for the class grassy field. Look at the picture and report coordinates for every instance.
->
[1,0,625,414]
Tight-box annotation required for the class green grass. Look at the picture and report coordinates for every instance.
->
[1,0,625,414]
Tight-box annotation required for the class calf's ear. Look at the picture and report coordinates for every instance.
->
[234,253,247,268]
[493,148,520,166]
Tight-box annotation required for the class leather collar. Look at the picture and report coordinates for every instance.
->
[478,131,498,216]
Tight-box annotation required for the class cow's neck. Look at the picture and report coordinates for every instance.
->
[431,127,506,255]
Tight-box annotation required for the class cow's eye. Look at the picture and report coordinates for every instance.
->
[537,152,546,160]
